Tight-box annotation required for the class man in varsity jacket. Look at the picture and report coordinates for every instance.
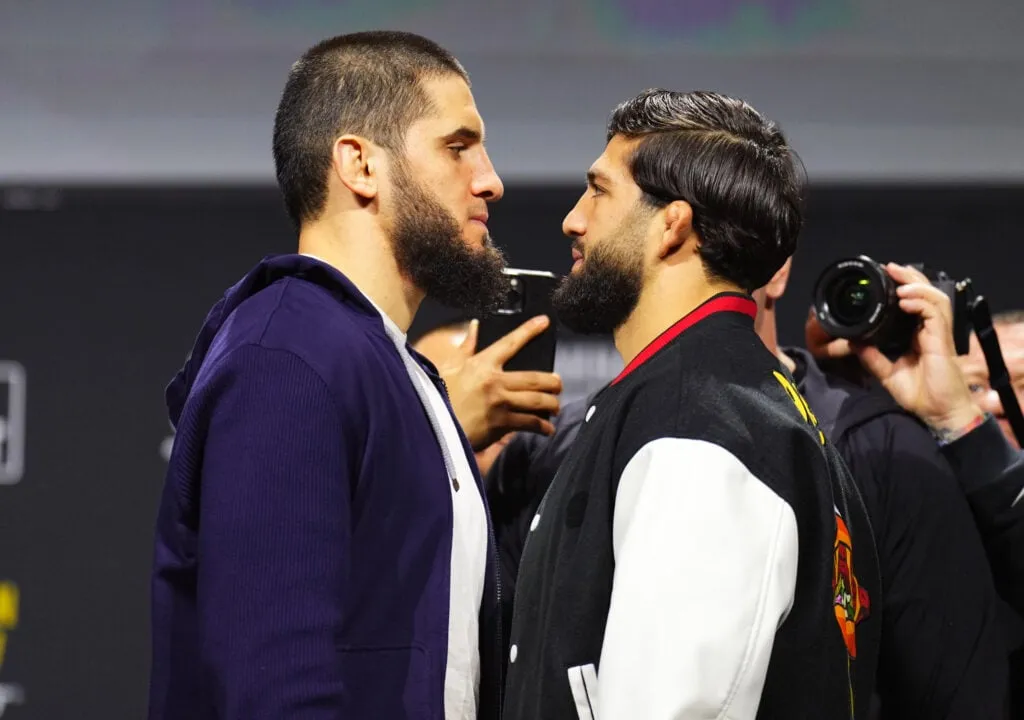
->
[148,32,560,720]
[502,89,882,719]
[490,264,1011,719]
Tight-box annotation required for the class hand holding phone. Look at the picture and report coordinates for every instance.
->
[437,313,563,450]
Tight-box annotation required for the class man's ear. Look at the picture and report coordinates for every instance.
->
[331,135,379,201]
[764,257,793,301]
[655,200,695,259]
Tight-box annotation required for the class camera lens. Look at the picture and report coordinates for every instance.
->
[812,255,895,340]
[499,277,525,314]
[812,254,920,357]
[828,274,876,326]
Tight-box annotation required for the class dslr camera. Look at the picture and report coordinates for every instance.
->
[812,255,971,359]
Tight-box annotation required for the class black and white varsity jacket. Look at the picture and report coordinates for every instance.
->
[503,293,882,720]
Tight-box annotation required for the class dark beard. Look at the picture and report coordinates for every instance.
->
[552,242,643,335]
[390,165,508,316]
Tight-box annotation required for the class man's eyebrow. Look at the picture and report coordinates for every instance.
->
[443,126,483,143]
[587,169,612,187]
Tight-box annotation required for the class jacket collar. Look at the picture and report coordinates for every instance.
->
[611,292,756,385]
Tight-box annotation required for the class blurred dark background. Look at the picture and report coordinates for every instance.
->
[1,183,1021,718]
[3,0,1024,716]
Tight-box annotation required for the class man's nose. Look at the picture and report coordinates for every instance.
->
[473,152,504,201]
[978,388,1004,416]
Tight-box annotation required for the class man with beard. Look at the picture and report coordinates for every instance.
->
[490,271,1010,720]
[149,31,559,720]
[502,89,881,719]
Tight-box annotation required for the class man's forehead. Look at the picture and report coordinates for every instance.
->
[997,322,1024,348]
[590,135,640,183]
[963,323,1024,373]
[417,75,484,136]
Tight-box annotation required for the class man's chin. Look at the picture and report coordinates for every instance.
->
[461,228,493,251]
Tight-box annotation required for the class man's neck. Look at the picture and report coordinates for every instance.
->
[754,301,796,373]
[298,219,422,332]
[613,276,743,365]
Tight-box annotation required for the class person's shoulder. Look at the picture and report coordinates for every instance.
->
[212,277,392,403]
[262,276,390,362]
[832,380,934,455]
[259,276,374,342]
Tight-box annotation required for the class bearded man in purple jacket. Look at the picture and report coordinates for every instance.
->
[147,31,560,720]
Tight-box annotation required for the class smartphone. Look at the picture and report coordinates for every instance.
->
[476,268,559,373]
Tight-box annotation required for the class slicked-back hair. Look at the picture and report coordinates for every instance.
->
[607,89,805,292]
[272,31,469,229]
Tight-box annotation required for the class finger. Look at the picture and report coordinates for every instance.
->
[482,315,550,363]
[804,308,854,360]
[897,292,950,327]
[819,338,854,359]
[458,318,480,357]
[885,262,930,286]
[897,298,956,353]
[501,371,563,394]
[896,282,953,325]
[501,390,561,416]
[804,307,834,347]
[500,412,556,437]
[855,344,894,380]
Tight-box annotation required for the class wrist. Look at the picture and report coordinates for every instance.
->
[928,405,987,444]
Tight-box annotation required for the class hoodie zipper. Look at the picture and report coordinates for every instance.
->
[436,374,504,719]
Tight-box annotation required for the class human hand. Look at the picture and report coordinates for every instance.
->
[439,316,562,451]
[805,307,856,361]
[474,433,514,477]
[852,263,983,436]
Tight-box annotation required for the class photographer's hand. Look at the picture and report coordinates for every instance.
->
[855,263,984,439]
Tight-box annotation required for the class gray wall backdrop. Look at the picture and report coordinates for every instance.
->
[2,0,1024,183]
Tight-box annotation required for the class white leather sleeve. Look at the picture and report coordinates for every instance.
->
[595,437,799,720]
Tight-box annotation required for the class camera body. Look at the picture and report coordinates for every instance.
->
[812,255,970,359]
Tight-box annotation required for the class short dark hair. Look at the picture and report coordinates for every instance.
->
[272,31,469,228]
[994,309,1024,327]
[607,89,805,292]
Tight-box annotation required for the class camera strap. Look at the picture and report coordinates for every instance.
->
[969,296,1024,448]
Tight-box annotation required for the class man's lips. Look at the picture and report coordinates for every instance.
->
[571,247,584,262]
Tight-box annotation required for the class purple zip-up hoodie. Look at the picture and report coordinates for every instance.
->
[148,254,504,720]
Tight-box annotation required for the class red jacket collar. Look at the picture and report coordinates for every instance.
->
[611,293,757,386]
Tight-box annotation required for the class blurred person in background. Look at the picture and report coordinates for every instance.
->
[959,310,1024,449]
[148,30,555,720]
[806,271,1024,616]
[808,265,1024,716]
[758,261,1009,717]
[502,89,881,720]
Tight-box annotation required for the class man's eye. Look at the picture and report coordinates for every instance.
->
[448,145,466,156]
[968,383,987,394]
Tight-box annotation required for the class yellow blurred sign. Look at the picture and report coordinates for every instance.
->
[0,582,18,671]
